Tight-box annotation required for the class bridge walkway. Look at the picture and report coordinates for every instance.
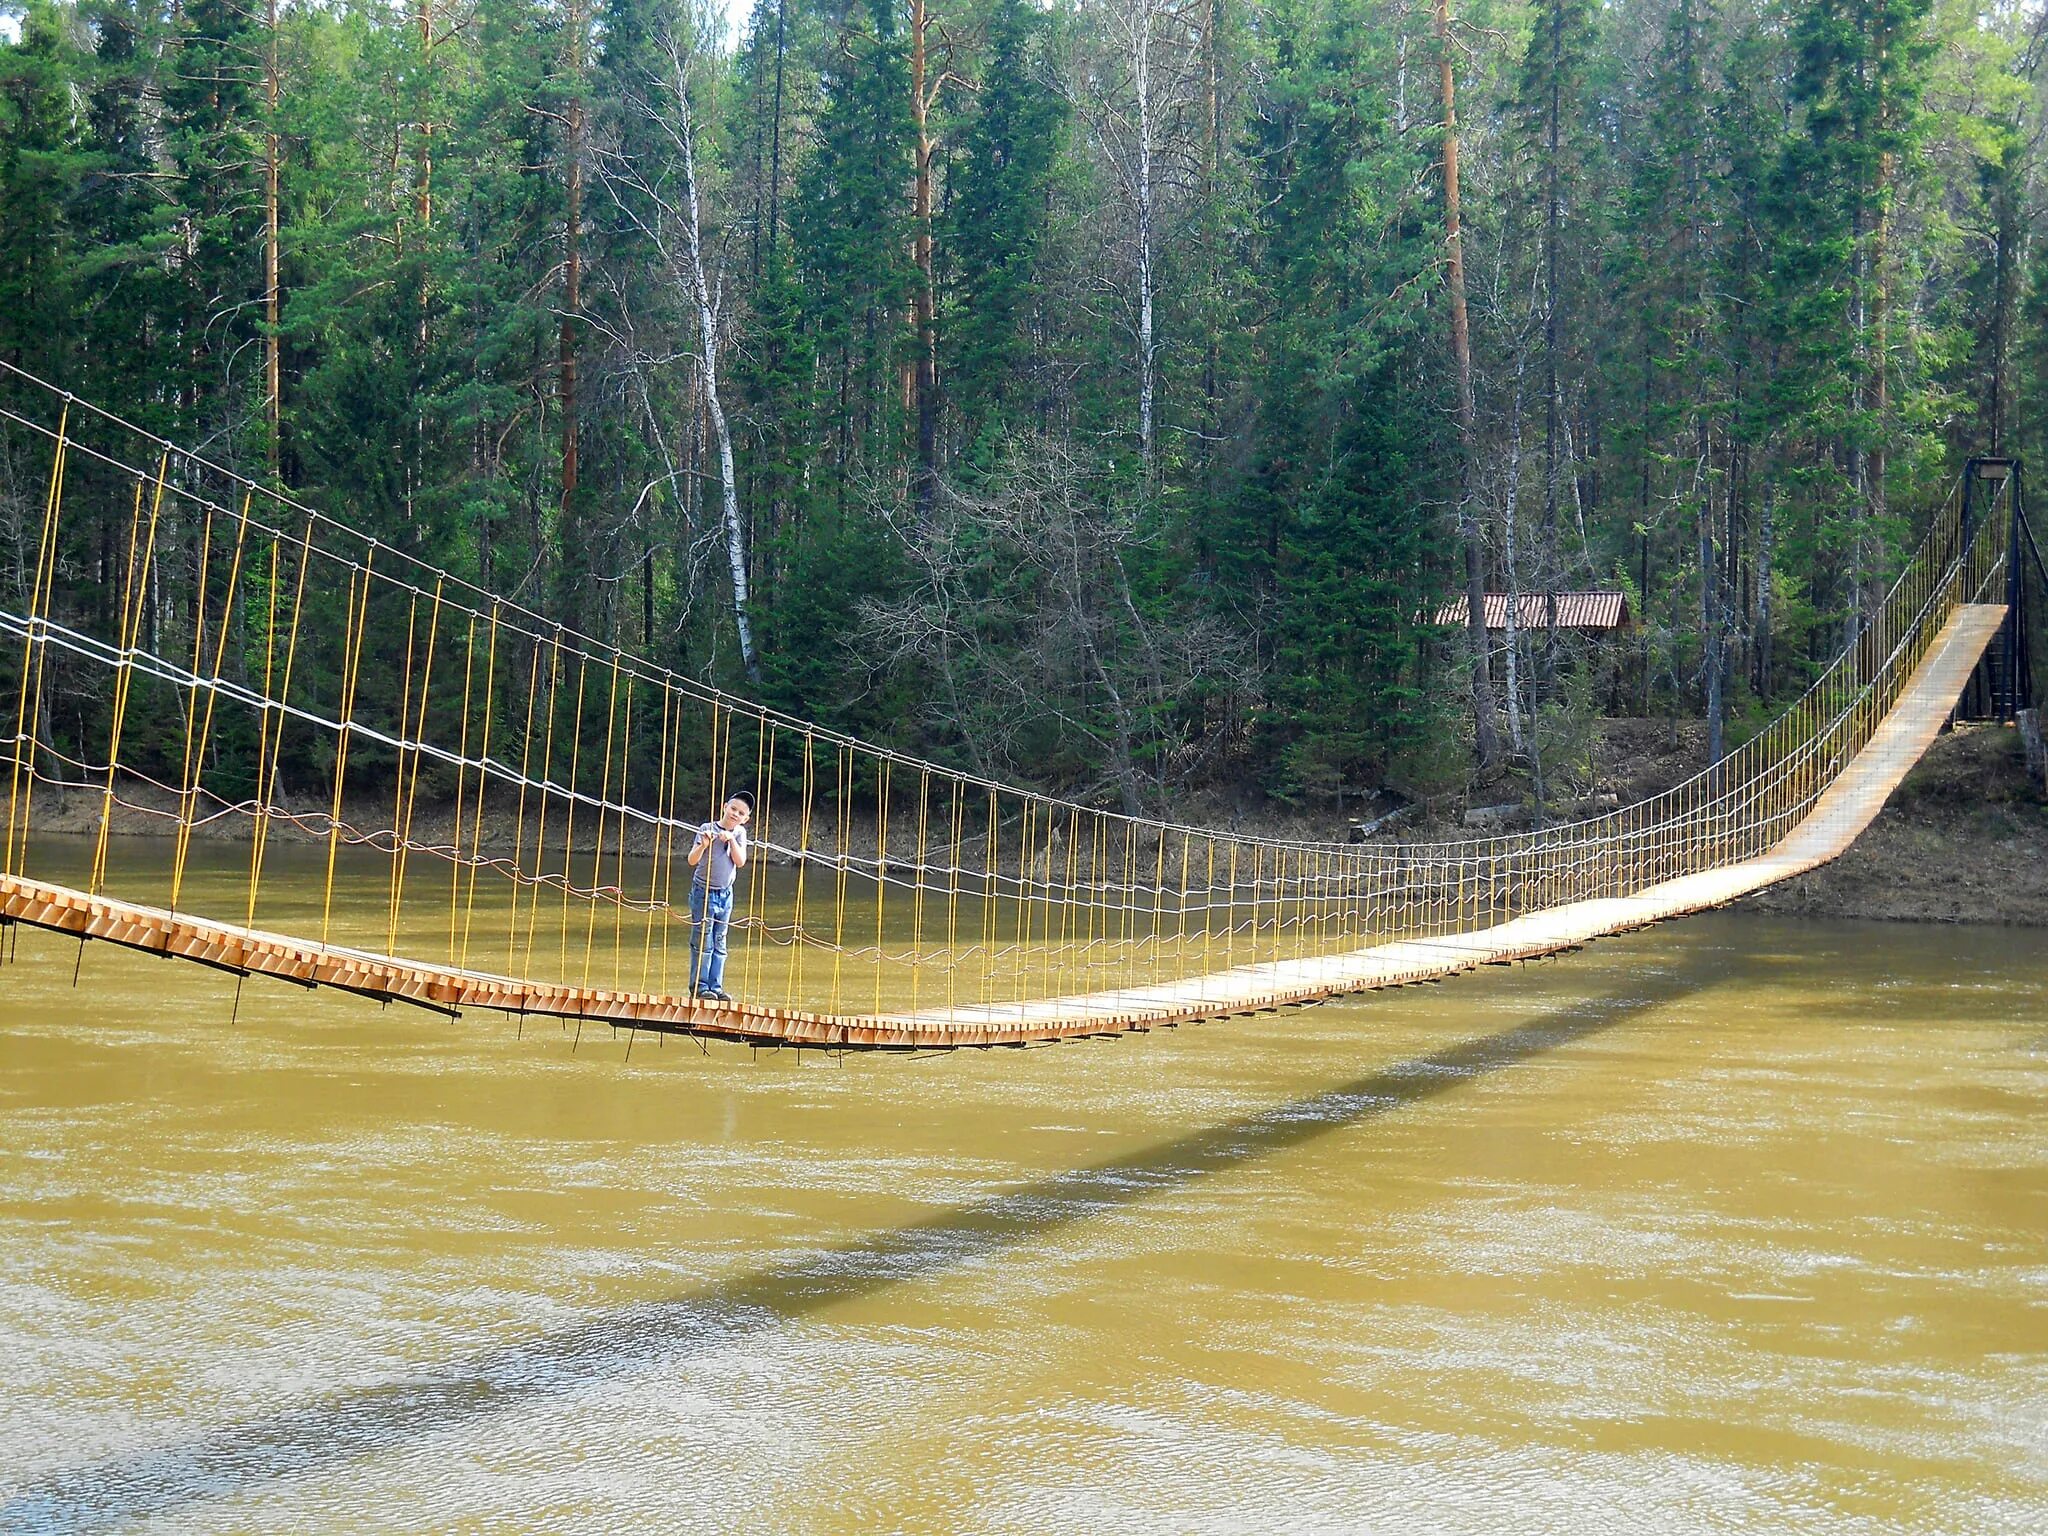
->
[0,606,2006,1051]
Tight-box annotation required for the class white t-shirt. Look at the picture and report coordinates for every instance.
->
[694,821,747,891]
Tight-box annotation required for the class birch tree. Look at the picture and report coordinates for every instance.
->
[1074,0,1202,481]
[596,9,761,681]
[908,0,968,512]
[1436,0,1504,776]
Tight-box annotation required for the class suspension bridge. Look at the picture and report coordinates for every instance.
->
[0,364,2037,1050]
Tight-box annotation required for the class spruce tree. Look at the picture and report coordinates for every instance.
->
[0,3,87,378]
[162,0,266,445]
[945,0,1063,457]
[1768,0,1936,648]
[790,0,915,509]
[1235,0,1445,798]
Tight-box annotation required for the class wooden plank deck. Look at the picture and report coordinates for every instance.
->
[0,606,2007,1052]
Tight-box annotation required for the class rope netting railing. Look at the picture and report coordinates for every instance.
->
[0,363,2013,1025]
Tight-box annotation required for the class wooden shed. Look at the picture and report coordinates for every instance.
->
[1432,591,1632,632]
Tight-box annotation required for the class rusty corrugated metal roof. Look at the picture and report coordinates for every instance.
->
[1431,591,1632,631]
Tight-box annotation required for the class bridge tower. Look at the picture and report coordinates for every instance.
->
[1957,457,2040,727]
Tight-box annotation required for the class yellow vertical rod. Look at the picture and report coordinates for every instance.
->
[387,576,443,953]
[174,494,255,912]
[166,503,216,906]
[611,671,640,989]
[458,605,502,972]
[907,765,930,1011]
[945,779,964,1020]
[244,517,316,925]
[829,745,850,1013]
[382,587,419,947]
[555,653,589,975]
[6,400,70,876]
[1012,794,1032,999]
[639,680,672,988]
[735,717,765,996]
[981,789,1000,1006]
[449,612,478,964]
[661,690,690,993]
[582,654,624,985]
[1151,824,1167,991]
[520,632,566,979]
[503,637,543,975]
[873,757,891,1015]
[320,550,375,945]
[781,728,816,1005]
[92,457,170,896]
[614,675,638,991]
[1225,842,1239,970]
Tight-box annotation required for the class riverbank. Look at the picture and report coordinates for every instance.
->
[19,717,2043,925]
[1186,716,2048,926]
[1740,721,2048,925]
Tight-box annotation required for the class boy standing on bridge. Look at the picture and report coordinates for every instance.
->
[686,790,752,1002]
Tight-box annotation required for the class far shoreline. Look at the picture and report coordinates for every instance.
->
[17,719,2043,928]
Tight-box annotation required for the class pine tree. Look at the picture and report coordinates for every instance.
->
[945,0,1062,456]
[1235,0,1445,798]
[1626,0,1734,754]
[1768,0,1936,647]
[162,0,267,445]
[790,0,916,511]
[1510,0,1598,775]
[73,1,175,419]
[0,2,88,378]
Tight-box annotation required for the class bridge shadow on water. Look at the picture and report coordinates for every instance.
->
[3,970,1711,1530]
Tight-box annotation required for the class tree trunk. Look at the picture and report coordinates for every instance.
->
[415,0,433,231]
[1868,146,1893,619]
[1131,0,1157,481]
[1396,30,1408,133]
[1436,0,1502,776]
[769,0,787,261]
[1755,484,1774,697]
[265,0,281,474]
[1699,419,1724,763]
[560,1,585,519]
[1540,0,1564,699]
[404,4,439,524]
[910,0,939,514]
[671,47,761,683]
[1502,350,1529,756]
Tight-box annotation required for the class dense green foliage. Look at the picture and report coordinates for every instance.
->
[2,0,2042,811]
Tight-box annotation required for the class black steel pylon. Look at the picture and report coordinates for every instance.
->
[1957,458,2039,723]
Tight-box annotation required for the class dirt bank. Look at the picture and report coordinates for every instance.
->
[20,718,2043,924]
[1321,715,2048,925]
[1740,722,2048,925]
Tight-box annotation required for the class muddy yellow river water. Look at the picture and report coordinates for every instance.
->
[1,841,2044,1532]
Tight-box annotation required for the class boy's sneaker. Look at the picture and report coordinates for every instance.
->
[705,988,733,1003]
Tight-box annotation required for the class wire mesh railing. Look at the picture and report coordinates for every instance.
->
[0,363,2013,1025]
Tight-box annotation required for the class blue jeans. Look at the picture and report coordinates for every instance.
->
[688,882,733,994]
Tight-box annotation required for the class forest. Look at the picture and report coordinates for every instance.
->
[1,0,2043,818]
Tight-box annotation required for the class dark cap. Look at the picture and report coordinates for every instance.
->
[730,789,755,813]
